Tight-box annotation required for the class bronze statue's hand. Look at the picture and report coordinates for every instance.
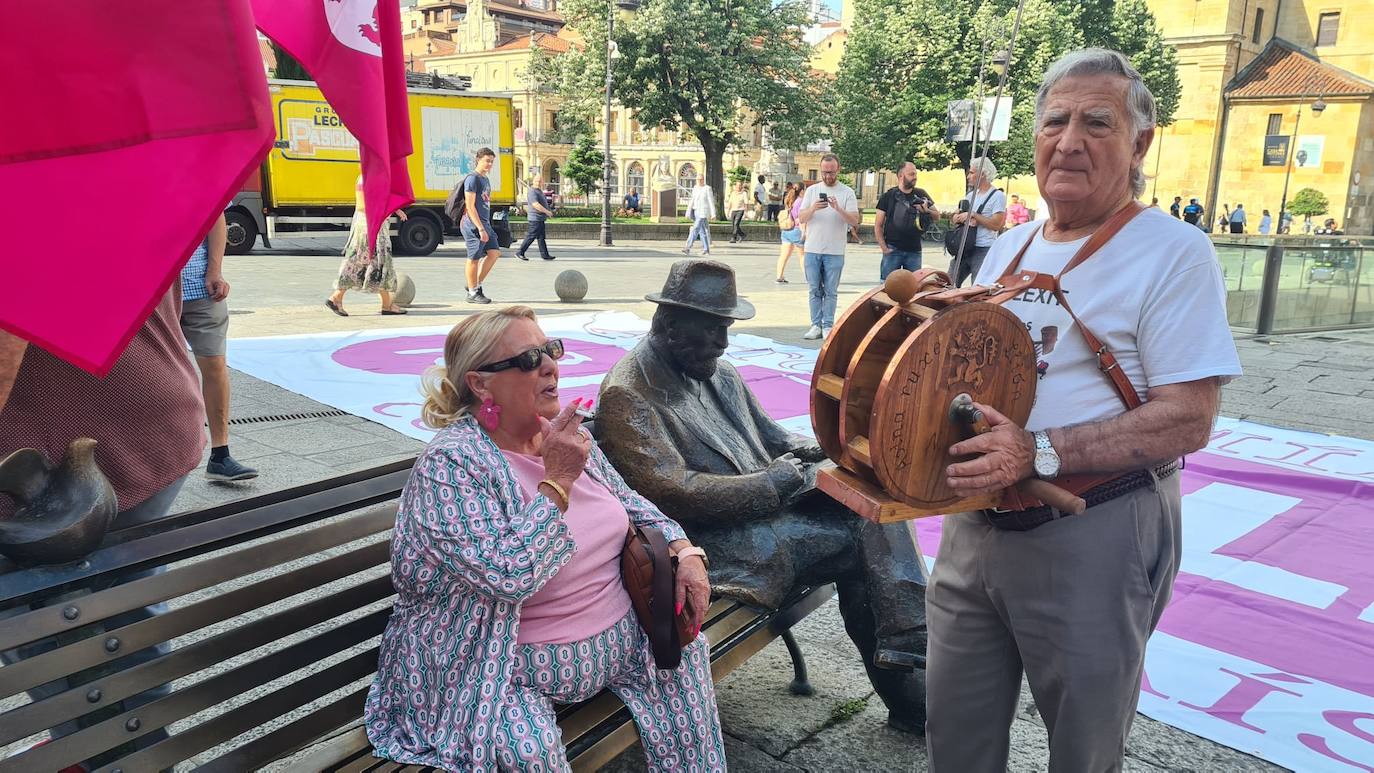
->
[792,444,828,464]
[766,453,806,497]
[674,554,711,637]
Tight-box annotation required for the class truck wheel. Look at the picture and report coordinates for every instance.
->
[225,210,258,254]
[396,215,441,256]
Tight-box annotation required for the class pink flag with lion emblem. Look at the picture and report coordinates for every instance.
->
[0,0,274,375]
[252,0,414,250]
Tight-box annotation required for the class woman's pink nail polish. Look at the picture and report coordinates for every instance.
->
[675,601,684,616]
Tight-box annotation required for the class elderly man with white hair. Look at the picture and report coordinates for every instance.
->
[924,49,1242,771]
[948,155,1007,286]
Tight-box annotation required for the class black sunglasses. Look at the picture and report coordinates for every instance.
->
[476,339,565,372]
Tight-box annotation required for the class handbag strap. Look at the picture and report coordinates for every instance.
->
[998,201,1147,411]
[642,526,680,665]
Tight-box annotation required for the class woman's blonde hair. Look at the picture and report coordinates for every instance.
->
[419,306,538,429]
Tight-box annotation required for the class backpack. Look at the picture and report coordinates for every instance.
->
[779,206,795,230]
[445,174,474,224]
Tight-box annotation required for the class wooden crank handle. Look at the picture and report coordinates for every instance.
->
[1017,478,1086,515]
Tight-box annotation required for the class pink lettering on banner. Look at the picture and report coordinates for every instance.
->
[333,334,628,377]
[1177,669,1306,732]
[1299,711,1374,772]
[735,365,811,420]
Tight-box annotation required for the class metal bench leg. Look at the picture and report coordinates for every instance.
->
[781,629,815,696]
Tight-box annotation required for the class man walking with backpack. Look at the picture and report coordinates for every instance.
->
[946,156,1006,286]
[875,162,939,279]
[446,147,501,304]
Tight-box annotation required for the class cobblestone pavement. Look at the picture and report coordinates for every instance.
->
[172,232,1373,771]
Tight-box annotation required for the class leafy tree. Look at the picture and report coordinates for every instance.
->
[832,0,1179,179]
[727,165,751,185]
[563,135,607,195]
[534,0,827,213]
[271,41,312,81]
[1289,188,1329,218]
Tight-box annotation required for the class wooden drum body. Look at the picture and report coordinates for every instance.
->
[811,276,1037,521]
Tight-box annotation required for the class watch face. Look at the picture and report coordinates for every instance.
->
[1034,449,1061,478]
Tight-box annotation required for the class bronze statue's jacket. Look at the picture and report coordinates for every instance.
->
[595,338,837,608]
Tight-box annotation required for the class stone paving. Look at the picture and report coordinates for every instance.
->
[171,230,1374,771]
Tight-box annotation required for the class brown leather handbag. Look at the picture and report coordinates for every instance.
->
[621,525,697,669]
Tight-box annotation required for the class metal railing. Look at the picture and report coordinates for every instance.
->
[1214,236,1373,333]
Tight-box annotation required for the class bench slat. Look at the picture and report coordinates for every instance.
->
[0,505,395,654]
[0,572,394,747]
[197,686,369,773]
[2,611,387,773]
[0,539,392,699]
[93,651,379,773]
[0,465,410,606]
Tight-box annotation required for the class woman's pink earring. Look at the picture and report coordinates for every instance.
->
[478,398,502,430]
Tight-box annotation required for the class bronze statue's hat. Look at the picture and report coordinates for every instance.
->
[645,260,756,320]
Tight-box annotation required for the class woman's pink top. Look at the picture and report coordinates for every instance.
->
[503,450,633,644]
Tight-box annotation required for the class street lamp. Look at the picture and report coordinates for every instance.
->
[600,0,640,247]
[1276,78,1326,235]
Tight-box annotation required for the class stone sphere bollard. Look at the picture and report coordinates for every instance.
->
[555,270,588,302]
[393,272,416,306]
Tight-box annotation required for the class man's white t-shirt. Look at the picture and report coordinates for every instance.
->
[974,206,1241,432]
[963,187,1007,247]
[800,182,858,255]
[754,182,767,206]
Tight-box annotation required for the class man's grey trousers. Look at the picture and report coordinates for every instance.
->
[925,473,1183,772]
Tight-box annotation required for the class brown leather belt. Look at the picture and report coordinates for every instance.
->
[985,461,1180,532]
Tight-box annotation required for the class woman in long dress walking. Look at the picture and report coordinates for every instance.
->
[326,175,408,316]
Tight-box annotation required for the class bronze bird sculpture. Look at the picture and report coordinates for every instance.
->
[0,438,118,565]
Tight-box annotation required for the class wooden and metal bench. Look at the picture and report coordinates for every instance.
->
[0,459,833,772]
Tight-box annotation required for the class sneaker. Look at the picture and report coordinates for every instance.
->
[206,455,259,482]
[775,277,789,283]
[516,252,529,261]
[822,327,832,339]
[681,248,691,255]
[803,325,823,340]
[541,255,557,260]
[466,287,492,304]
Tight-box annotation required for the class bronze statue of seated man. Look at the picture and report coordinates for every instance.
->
[595,260,928,731]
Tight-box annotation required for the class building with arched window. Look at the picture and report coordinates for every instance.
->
[626,162,645,197]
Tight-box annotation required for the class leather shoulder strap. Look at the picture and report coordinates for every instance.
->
[998,201,1148,411]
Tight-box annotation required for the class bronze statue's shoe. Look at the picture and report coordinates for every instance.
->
[874,648,924,672]
[887,713,925,735]
[0,438,117,565]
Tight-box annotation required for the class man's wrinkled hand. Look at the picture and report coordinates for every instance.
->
[945,402,1035,497]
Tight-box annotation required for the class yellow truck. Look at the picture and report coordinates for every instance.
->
[227,77,516,255]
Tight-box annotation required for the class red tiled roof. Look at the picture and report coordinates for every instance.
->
[1228,38,1374,99]
[493,31,572,52]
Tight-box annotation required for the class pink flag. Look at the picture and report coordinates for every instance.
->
[0,0,275,375]
[252,0,415,250]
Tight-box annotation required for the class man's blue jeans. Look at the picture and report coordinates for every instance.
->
[685,218,712,253]
[804,252,845,328]
[880,249,922,280]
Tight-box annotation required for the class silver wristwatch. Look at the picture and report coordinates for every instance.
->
[1032,430,1061,480]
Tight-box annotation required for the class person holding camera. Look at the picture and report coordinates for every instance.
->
[947,156,1007,286]
[875,162,939,280]
[797,154,861,340]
